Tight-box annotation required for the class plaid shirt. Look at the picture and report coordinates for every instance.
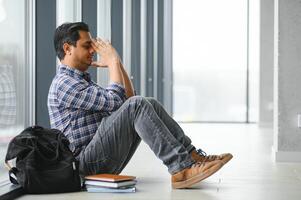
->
[48,64,126,156]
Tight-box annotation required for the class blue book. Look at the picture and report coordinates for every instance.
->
[85,180,137,188]
[86,186,136,193]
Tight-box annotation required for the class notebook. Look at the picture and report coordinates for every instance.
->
[86,185,136,193]
[85,174,136,182]
[85,180,137,188]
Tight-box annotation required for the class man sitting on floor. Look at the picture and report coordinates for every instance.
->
[48,22,233,189]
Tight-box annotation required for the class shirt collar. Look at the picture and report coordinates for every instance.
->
[58,64,91,82]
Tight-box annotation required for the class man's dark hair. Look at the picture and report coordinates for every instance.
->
[54,22,90,60]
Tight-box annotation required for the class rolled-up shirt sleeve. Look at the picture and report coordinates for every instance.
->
[106,82,127,101]
[57,79,126,112]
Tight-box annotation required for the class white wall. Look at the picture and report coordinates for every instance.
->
[273,0,301,162]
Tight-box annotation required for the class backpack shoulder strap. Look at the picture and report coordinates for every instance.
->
[8,167,19,185]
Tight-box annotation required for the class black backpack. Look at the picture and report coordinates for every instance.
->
[5,126,82,194]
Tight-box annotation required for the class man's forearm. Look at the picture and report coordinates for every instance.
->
[120,61,135,98]
[108,60,123,85]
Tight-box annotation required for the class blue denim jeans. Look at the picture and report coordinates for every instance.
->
[79,96,195,175]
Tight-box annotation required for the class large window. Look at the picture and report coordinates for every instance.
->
[173,0,259,122]
[0,0,34,177]
[56,0,82,68]
[56,0,81,25]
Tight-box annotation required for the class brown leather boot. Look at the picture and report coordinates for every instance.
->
[171,160,223,189]
[191,149,233,164]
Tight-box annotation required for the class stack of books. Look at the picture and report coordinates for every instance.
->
[84,174,137,193]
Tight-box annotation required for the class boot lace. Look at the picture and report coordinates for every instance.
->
[196,148,207,156]
[191,161,206,168]
[196,148,220,161]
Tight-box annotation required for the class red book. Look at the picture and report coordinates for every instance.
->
[85,174,136,182]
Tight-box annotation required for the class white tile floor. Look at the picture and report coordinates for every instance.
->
[17,123,301,200]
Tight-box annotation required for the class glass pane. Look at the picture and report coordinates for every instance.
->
[249,0,259,122]
[0,0,26,177]
[56,0,82,67]
[56,0,81,25]
[173,0,248,122]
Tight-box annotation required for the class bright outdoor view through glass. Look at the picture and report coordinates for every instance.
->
[173,0,259,122]
[0,0,26,178]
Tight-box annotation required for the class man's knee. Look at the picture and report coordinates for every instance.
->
[145,97,162,107]
[126,96,162,109]
[127,95,147,104]
[145,97,156,103]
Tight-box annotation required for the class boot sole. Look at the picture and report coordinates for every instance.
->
[221,154,233,165]
[172,162,223,189]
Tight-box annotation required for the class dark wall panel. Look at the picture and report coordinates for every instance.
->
[82,0,98,82]
[131,0,141,95]
[157,0,164,104]
[36,0,56,127]
[146,0,154,97]
[111,0,123,58]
